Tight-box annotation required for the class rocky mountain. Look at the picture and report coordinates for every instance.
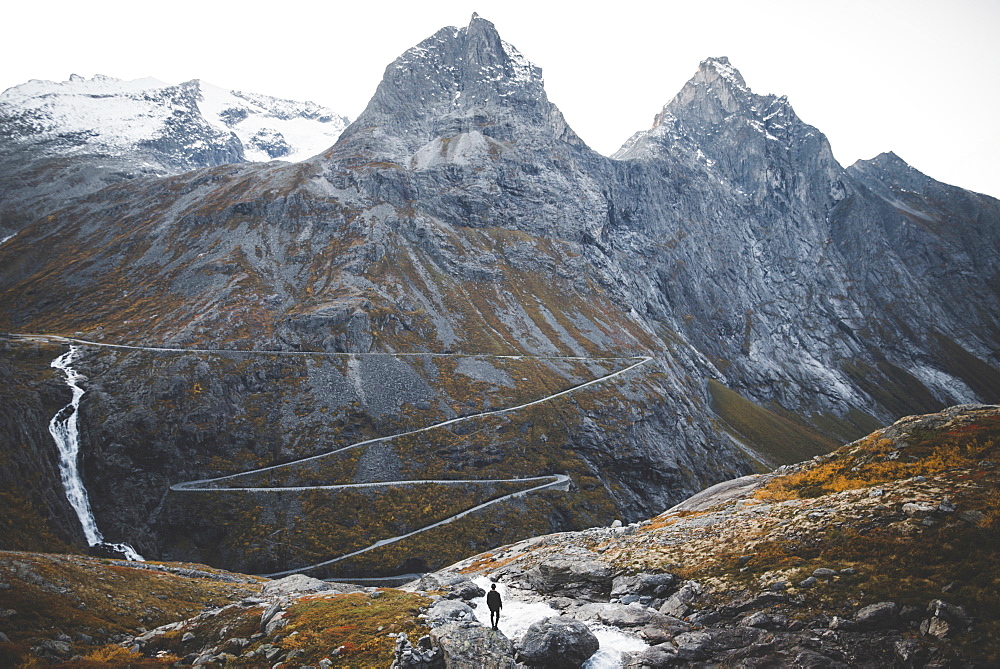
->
[0,74,349,236]
[0,405,995,666]
[0,14,997,587]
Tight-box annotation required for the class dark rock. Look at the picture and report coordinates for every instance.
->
[920,599,971,638]
[854,601,899,630]
[740,611,788,630]
[392,632,444,668]
[959,510,984,524]
[927,599,970,627]
[673,627,764,654]
[790,648,848,668]
[625,643,678,668]
[895,639,928,666]
[33,639,72,658]
[516,616,599,668]
[658,580,701,618]
[828,616,856,631]
[722,590,786,615]
[687,610,720,626]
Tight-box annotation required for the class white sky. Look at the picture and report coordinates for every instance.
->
[3,0,999,198]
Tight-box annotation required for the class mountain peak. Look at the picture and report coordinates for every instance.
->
[697,56,748,90]
[337,15,582,163]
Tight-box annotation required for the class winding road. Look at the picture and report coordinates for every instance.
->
[11,334,652,576]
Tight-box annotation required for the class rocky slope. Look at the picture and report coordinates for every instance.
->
[0,404,994,667]
[0,14,997,580]
[0,74,349,237]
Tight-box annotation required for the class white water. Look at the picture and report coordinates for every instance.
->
[49,347,143,561]
[471,577,646,668]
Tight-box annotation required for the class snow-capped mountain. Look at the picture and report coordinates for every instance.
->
[0,74,349,236]
[0,74,349,164]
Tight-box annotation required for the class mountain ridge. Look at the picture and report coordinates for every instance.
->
[0,15,996,595]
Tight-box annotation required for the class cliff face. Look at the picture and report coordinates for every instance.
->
[0,16,997,575]
[608,56,1000,425]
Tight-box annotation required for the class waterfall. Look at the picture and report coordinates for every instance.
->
[49,346,143,561]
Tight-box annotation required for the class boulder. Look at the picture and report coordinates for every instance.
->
[596,603,670,629]
[410,573,486,601]
[611,572,677,600]
[516,616,599,668]
[625,643,678,668]
[920,599,971,638]
[431,622,516,668]
[658,580,702,618]
[926,599,970,628]
[854,601,899,630]
[425,600,477,627]
[901,502,936,519]
[739,611,788,630]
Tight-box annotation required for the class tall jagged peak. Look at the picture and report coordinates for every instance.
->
[337,14,582,163]
[695,56,748,90]
[613,56,824,166]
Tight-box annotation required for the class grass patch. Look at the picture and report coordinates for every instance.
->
[278,590,431,667]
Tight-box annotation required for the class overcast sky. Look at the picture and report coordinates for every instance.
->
[3,0,998,198]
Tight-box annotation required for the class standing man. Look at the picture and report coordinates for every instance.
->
[487,582,502,629]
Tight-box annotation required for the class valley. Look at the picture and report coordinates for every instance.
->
[0,11,997,666]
